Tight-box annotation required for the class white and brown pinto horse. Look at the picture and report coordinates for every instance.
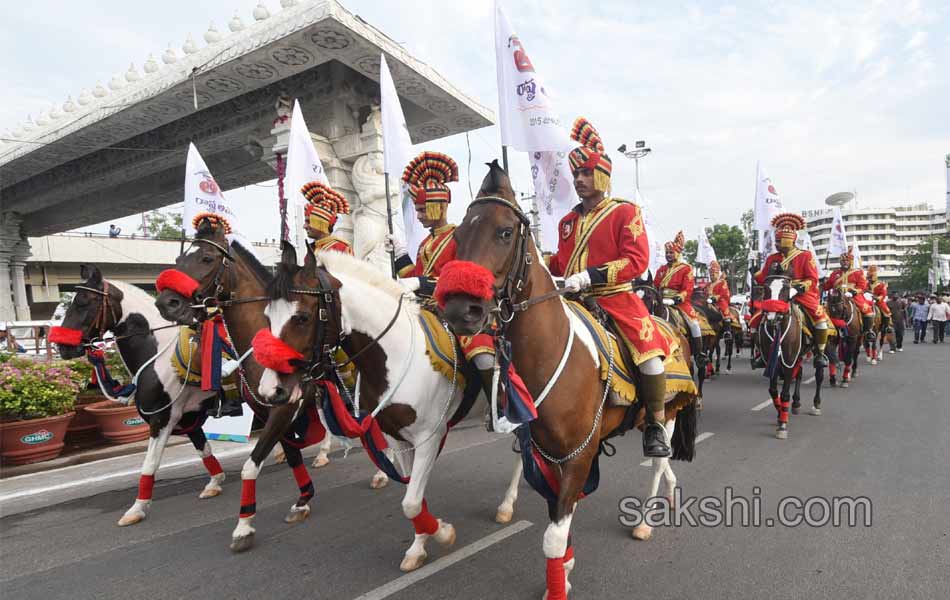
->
[255,243,468,571]
[51,265,228,526]
[437,162,700,600]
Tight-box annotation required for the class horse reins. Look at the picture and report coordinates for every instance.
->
[184,238,270,313]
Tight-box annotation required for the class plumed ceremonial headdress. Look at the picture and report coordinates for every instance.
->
[192,212,233,235]
[709,259,722,278]
[301,181,350,233]
[840,244,855,264]
[665,231,686,255]
[770,212,805,244]
[402,151,459,220]
[868,264,878,277]
[568,117,612,192]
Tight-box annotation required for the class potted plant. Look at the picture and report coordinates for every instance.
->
[63,358,104,445]
[0,355,82,465]
[83,350,149,444]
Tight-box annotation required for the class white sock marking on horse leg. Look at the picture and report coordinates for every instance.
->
[496,458,523,524]
[197,441,225,494]
[542,514,574,559]
[231,457,261,541]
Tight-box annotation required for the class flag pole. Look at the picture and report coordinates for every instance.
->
[383,172,397,279]
[502,145,509,172]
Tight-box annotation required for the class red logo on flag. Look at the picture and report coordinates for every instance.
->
[509,36,535,73]
[199,174,219,195]
[768,184,777,195]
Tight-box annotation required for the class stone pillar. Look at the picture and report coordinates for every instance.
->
[0,213,21,322]
[11,239,31,320]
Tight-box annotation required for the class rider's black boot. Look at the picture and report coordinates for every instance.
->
[689,335,706,372]
[862,315,875,342]
[639,373,671,458]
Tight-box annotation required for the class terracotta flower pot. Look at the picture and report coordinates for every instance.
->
[0,413,76,466]
[65,392,105,444]
[84,401,150,444]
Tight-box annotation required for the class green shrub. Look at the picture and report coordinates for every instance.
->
[0,360,84,420]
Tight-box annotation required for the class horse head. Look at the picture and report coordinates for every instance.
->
[155,216,233,324]
[254,242,344,405]
[50,264,124,359]
[439,160,533,336]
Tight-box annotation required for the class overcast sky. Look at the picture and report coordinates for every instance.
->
[2,0,948,244]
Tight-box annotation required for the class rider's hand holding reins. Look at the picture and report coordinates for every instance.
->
[564,271,592,293]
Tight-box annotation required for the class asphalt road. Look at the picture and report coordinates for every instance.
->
[1,342,948,599]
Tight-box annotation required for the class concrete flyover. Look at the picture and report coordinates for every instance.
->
[23,233,280,319]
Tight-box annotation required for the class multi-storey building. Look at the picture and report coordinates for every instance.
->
[802,203,948,281]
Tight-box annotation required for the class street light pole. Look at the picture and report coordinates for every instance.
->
[617,141,651,193]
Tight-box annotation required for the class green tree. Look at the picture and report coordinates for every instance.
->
[708,223,749,290]
[139,211,183,240]
[895,236,950,292]
[683,239,698,265]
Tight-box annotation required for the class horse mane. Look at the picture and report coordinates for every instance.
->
[266,261,299,301]
[230,238,273,285]
[315,250,418,313]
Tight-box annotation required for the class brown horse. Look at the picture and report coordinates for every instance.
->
[154,218,329,552]
[439,161,699,600]
[824,287,863,388]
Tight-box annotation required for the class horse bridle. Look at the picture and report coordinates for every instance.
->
[184,238,270,318]
[75,282,121,344]
[277,268,347,383]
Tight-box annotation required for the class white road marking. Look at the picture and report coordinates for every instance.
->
[640,432,715,466]
[804,376,816,385]
[352,520,534,600]
[751,399,774,412]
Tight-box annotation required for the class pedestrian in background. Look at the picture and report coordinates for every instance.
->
[910,295,929,343]
[929,295,948,343]
[887,293,905,352]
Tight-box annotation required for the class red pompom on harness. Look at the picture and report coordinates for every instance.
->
[759,299,790,313]
[48,326,83,346]
[156,269,200,298]
[252,328,304,374]
[434,260,495,309]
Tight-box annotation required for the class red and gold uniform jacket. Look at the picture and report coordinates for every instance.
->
[309,236,353,255]
[823,268,873,315]
[548,198,670,364]
[708,277,731,318]
[394,224,493,360]
[655,261,698,321]
[754,248,826,325]
[869,279,891,316]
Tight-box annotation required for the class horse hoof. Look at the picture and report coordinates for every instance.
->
[725,369,732,375]
[199,486,222,499]
[775,429,788,440]
[495,506,514,524]
[631,523,653,541]
[434,521,457,547]
[871,359,878,365]
[311,454,330,469]
[809,407,822,416]
[841,382,849,388]
[273,449,286,464]
[370,473,389,489]
[791,406,800,415]
[230,533,255,553]
[400,551,428,572]
[284,504,311,524]
[117,511,146,527]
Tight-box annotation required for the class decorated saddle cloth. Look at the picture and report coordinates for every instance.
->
[695,310,717,337]
[417,309,468,390]
[729,307,743,331]
[170,326,240,401]
[565,301,697,407]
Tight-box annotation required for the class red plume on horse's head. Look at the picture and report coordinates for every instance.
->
[434,260,495,309]
[48,326,83,346]
[156,269,200,298]
[252,328,304,374]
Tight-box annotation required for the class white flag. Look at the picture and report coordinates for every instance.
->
[754,161,783,230]
[284,100,328,248]
[635,191,663,278]
[827,207,848,257]
[380,54,425,259]
[697,227,717,265]
[850,239,862,268]
[183,143,241,237]
[928,268,936,288]
[530,150,577,252]
[759,228,775,260]
[494,0,573,152]
[796,230,823,278]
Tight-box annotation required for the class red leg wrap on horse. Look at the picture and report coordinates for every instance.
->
[563,545,575,563]
[829,362,837,376]
[239,479,257,518]
[137,474,155,501]
[545,557,568,600]
[779,401,790,423]
[411,500,439,535]
[202,455,223,476]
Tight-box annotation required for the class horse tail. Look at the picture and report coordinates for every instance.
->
[670,399,698,462]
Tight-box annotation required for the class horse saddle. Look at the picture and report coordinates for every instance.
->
[170,326,240,401]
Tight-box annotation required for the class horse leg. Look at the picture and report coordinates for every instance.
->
[776,372,792,439]
[399,433,456,572]
[714,338,721,376]
[187,428,226,499]
[312,408,332,468]
[633,420,677,542]
[118,418,177,526]
[230,403,296,553]
[370,449,392,490]
[543,456,593,600]
[725,334,734,373]
[280,443,316,524]
[769,374,780,418]
[495,456,524,524]
[791,365,802,415]
[810,359,824,416]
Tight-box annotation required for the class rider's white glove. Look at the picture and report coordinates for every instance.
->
[845,291,853,298]
[563,271,592,292]
[384,234,408,259]
[397,277,421,292]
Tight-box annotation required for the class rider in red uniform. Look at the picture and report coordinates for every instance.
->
[546,117,673,458]
[386,151,530,412]
[655,231,706,370]
[822,246,874,340]
[300,181,353,255]
[752,213,830,367]
[867,264,891,334]
[707,260,732,321]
